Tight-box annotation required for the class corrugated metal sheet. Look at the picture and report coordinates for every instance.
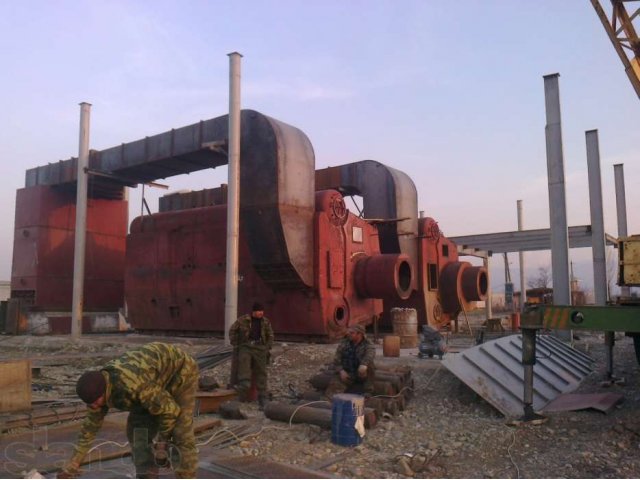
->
[442,334,594,417]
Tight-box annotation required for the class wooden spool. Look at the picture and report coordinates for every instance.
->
[383,335,400,357]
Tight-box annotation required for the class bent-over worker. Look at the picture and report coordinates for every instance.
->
[58,342,198,479]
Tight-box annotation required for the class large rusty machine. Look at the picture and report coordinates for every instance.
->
[10,110,487,339]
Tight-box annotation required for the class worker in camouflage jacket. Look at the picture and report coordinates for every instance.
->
[325,324,376,397]
[58,342,198,479]
[230,302,274,408]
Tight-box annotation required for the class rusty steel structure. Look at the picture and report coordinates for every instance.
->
[10,110,487,339]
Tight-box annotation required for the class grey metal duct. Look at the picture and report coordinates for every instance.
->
[25,109,316,289]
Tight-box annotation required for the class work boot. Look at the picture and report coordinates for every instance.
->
[232,385,247,402]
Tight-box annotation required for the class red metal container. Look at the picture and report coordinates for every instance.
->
[11,185,127,312]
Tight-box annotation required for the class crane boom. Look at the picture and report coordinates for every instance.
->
[590,0,640,99]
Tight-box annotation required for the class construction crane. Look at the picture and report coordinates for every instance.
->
[590,0,640,98]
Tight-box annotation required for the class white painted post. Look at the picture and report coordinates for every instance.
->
[71,102,91,338]
[224,52,242,346]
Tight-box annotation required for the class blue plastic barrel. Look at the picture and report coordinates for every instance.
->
[331,393,365,446]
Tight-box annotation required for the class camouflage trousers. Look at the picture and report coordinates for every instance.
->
[235,344,269,397]
[126,356,198,479]
[325,367,375,399]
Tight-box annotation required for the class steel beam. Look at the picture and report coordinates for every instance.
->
[450,225,617,254]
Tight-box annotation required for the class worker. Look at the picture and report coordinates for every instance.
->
[325,324,376,398]
[57,342,198,479]
[230,301,274,409]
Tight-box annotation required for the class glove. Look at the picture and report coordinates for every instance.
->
[153,441,170,468]
[357,365,368,379]
[57,461,80,479]
[339,369,350,383]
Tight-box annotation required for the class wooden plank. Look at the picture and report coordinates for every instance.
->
[196,389,238,414]
[0,360,31,413]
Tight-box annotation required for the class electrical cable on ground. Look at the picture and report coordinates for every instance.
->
[371,385,414,399]
[506,429,520,479]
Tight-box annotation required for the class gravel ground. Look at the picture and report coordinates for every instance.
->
[1,325,639,479]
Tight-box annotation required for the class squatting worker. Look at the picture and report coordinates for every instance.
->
[230,301,274,408]
[325,324,376,398]
[58,342,198,479]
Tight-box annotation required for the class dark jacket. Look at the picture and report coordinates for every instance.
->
[333,336,376,375]
[230,314,274,349]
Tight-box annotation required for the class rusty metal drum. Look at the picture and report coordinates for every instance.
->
[391,308,419,348]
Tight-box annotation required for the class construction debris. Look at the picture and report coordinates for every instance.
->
[195,344,234,371]
[542,392,624,414]
[0,360,31,413]
[442,334,595,417]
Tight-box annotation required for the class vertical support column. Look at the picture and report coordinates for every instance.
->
[543,74,571,311]
[586,130,608,305]
[225,52,242,346]
[71,102,91,339]
[521,326,538,420]
[586,130,614,378]
[614,164,630,298]
[517,200,526,312]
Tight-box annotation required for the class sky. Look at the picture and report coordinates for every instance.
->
[0,0,638,297]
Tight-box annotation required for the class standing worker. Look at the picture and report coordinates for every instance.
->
[230,302,274,409]
[325,324,376,398]
[58,342,198,479]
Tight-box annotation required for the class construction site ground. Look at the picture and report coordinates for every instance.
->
[1,313,640,479]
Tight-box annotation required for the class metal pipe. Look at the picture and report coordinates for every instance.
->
[543,74,571,308]
[71,102,91,339]
[614,164,630,298]
[586,130,608,306]
[224,52,242,346]
[517,200,526,312]
[483,256,492,320]
[521,327,537,419]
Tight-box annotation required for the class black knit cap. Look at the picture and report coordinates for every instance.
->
[76,371,107,404]
[252,302,264,312]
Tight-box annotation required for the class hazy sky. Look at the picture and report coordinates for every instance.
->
[1,1,638,294]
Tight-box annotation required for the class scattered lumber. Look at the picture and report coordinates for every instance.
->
[195,389,238,414]
[0,360,31,413]
[306,364,413,418]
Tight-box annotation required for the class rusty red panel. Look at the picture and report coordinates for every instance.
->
[11,186,127,311]
[125,190,387,340]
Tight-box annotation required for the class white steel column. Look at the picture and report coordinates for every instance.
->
[517,200,526,312]
[71,102,92,338]
[585,130,608,305]
[543,73,571,307]
[224,52,242,346]
[614,164,630,298]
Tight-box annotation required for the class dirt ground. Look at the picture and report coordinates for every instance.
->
[1,318,640,479]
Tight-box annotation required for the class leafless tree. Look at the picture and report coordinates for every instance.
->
[527,266,551,289]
